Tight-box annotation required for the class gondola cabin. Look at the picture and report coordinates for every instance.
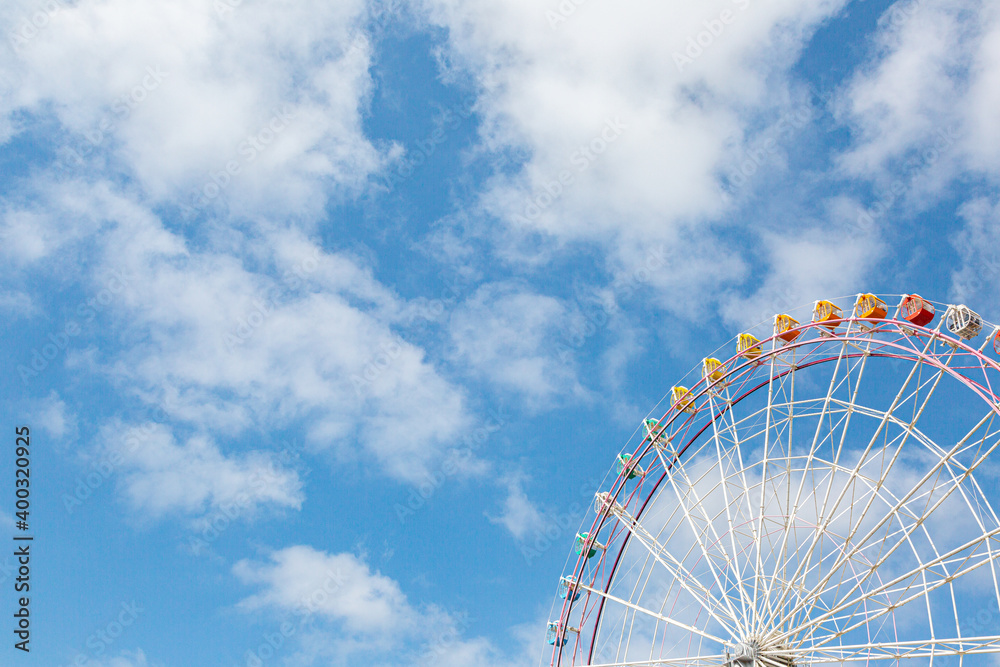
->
[774,314,802,343]
[702,357,727,387]
[559,576,581,602]
[616,453,644,480]
[546,621,579,647]
[899,294,935,327]
[945,305,983,341]
[812,300,843,331]
[643,418,670,448]
[855,293,888,320]
[546,622,564,646]
[672,386,697,414]
[738,333,762,360]
[854,293,888,330]
[994,328,1000,356]
[575,532,606,559]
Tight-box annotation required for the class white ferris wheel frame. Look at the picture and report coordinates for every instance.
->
[548,295,1000,667]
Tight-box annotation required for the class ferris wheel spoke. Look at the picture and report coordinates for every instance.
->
[722,415,772,625]
[779,479,987,643]
[578,582,729,646]
[778,524,1000,648]
[823,366,946,544]
[964,455,1000,616]
[768,367,959,633]
[781,635,1000,662]
[755,356,939,634]
[596,494,742,638]
[922,520,963,650]
[785,507,965,645]
[749,345,787,635]
[662,439,748,635]
[584,656,730,667]
[816,408,1000,595]
[821,361,943,524]
[762,346,869,633]
[772,460,979,638]
[708,394,756,632]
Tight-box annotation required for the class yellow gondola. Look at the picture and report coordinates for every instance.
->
[671,386,697,414]
[774,314,801,343]
[812,300,843,331]
[854,293,888,319]
[854,293,887,330]
[702,357,727,388]
[738,333,762,360]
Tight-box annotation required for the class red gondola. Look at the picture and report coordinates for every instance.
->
[899,294,935,327]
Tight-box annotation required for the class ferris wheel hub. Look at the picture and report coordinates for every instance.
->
[730,639,794,667]
[731,639,760,662]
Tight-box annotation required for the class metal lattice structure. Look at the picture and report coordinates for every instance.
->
[547,294,1000,667]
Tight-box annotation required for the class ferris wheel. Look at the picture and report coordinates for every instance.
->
[546,294,1000,667]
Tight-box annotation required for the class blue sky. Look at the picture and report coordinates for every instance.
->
[1,0,999,665]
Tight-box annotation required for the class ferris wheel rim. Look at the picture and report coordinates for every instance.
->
[549,303,1000,667]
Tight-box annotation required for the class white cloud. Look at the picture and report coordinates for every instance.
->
[1,0,387,216]
[449,283,584,401]
[950,197,1000,313]
[31,391,75,439]
[719,198,886,329]
[104,227,471,481]
[839,0,1000,185]
[234,545,541,667]
[103,422,303,521]
[834,0,1000,320]
[486,474,547,541]
[0,178,114,267]
[234,546,414,634]
[421,0,851,301]
[0,289,35,317]
[4,179,472,484]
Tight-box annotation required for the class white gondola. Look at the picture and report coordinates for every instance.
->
[945,304,983,341]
